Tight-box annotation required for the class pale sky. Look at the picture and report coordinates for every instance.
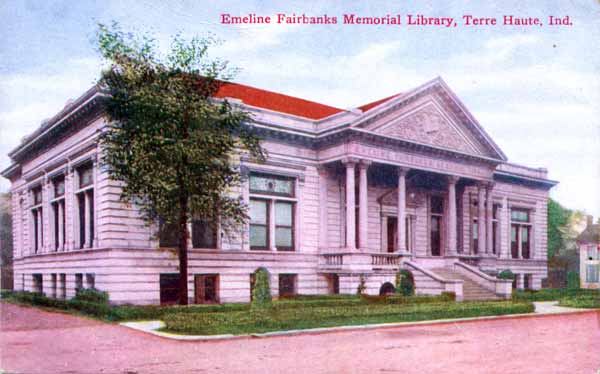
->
[0,1,599,217]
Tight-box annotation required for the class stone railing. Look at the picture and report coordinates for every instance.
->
[371,253,401,266]
[453,261,512,299]
[322,253,344,266]
[403,261,464,301]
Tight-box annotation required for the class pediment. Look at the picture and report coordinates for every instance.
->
[373,101,482,155]
[351,77,507,161]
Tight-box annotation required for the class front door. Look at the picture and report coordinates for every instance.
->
[430,195,444,256]
[195,274,219,304]
[387,217,397,252]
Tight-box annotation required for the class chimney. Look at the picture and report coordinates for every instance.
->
[587,215,593,227]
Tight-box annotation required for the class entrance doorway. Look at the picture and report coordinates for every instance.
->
[194,274,219,304]
[430,196,444,256]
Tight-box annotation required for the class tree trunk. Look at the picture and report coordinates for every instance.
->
[178,194,189,305]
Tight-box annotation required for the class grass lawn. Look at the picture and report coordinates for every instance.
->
[162,300,534,335]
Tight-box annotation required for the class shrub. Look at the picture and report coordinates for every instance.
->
[398,270,415,296]
[251,267,272,309]
[559,294,600,308]
[74,288,109,304]
[567,271,580,289]
[356,275,367,295]
[512,288,599,302]
[497,270,515,280]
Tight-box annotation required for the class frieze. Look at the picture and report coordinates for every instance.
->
[348,142,493,180]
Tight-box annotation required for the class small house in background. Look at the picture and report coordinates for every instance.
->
[577,215,600,288]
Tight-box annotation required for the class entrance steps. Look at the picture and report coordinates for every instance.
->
[430,267,501,301]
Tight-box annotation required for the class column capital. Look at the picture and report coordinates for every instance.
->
[358,159,372,169]
[316,165,329,177]
[447,175,460,185]
[397,166,410,176]
[341,157,360,167]
[477,180,494,189]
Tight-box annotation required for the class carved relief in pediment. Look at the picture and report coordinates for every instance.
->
[376,103,477,154]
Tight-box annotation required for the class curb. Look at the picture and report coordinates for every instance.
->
[119,307,598,342]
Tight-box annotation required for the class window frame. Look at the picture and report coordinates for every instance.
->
[510,207,532,259]
[248,172,297,252]
[278,273,297,297]
[249,173,295,197]
[249,198,270,251]
[274,201,295,252]
[191,216,219,249]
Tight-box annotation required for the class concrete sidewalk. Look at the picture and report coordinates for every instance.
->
[120,301,594,341]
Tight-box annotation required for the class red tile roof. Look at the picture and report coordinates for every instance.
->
[214,82,345,120]
[213,81,402,120]
[357,93,402,112]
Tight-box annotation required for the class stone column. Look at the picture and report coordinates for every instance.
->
[358,160,371,250]
[317,167,329,250]
[486,184,494,255]
[477,183,486,255]
[343,158,357,250]
[397,167,409,253]
[447,176,459,256]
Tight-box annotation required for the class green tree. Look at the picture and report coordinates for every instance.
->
[96,23,265,305]
[547,198,572,258]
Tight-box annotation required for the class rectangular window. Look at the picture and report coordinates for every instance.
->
[78,165,94,188]
[78,194,85,248]
[586,265,599,283]
[159,218,179,247]
[32,274,43,294]
[472,221,479,254]
[86,273,95,289]
[275,201,294,251]
[159,273,180,305]
[76,164,94,249]
[54,176,65,197]
[248,173,297,251]
[511,208,531,259]
[33,187,43,205]
[521,226,530,259]
[278,274,297,297]
[75,273,83,292]
[249,199,269,250]
[50,274,57,298]
[492,204,499,255]
[511,225,518,258]
[250,174,294,197]
[330,274,340,295]
[59,274,66,299]
[194,274,219,304]
[31,186,43,254]
[523,274,531,290]
[192,217,217,248]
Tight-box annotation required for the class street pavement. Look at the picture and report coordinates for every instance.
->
[1,302,599,373]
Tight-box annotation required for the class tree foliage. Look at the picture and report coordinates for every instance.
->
[96,23,265,304]
[547,198,573,258]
